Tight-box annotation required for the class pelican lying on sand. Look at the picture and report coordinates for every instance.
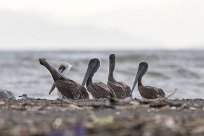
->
[0,89,15,100]
[132,62,166,99]
[39,58,89,99]
[107,54,132,98]
[49,62,72,99]
[82,58,116,99]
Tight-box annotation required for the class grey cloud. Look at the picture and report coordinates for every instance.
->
[0,10,159,50]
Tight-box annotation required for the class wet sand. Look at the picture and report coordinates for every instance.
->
[1,98,204,136]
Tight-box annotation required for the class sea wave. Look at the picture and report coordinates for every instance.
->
[0,50,204,99]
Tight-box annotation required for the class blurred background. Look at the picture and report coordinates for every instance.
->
[0,0,204,99]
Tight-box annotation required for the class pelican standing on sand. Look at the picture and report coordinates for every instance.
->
[39,58,89,99]
[82,58,116,99]
[132,62,166,99]
[49,62,72,99]
[107,54,132,98]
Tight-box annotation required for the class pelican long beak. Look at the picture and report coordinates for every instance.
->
[132,66,146,91]
[49,82,56,95]
[82,61,97,86]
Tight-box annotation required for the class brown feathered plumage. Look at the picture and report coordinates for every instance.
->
[107,54,132,98]
[82,58,116,99]
[132,62,166,99]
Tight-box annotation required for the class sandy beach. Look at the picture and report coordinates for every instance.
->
[0,98,204,136]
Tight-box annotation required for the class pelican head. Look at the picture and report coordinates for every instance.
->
[132,62,148,91]
[109,54,115,61]
[82,58,100,86]
[58,62,72,75]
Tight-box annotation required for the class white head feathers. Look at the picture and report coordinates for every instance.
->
[58,62,72,76]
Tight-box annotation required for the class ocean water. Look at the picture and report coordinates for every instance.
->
[0,50,204,99]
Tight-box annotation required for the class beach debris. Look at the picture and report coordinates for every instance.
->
[52,118,63,129]
[0,89,15,100]
[19,94,34,100]
[1,99,204,136]
[19,94,28,99]
[192,125,204,135]
[109,97,132,105]
[48,121,86,136]
[88,111,114,126]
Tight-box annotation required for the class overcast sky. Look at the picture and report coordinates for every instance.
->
[0,0,204,50]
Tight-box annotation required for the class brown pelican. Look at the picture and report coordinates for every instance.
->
[82,58,116,99]
[49,62,72,99]
[132,62,165,99]
[39,58,89,99]
[0,89,15,100]
[107,54,131,98]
